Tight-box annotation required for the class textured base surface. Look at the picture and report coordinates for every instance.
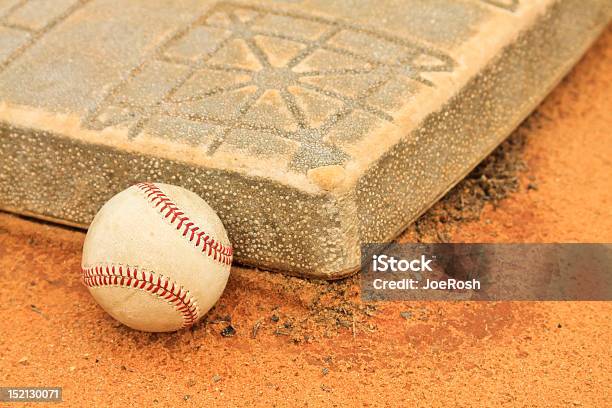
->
[0,0,610,277]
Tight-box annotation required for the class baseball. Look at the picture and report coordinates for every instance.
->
[81,182,232,332]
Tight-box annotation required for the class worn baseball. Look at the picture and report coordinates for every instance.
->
[81,182,233,332]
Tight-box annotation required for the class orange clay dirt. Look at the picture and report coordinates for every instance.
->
[1,27,611,408]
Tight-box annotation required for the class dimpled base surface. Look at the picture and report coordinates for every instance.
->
[0,0,609,278]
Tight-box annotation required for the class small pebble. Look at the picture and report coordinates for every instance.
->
[220,325,236,337]
[400,311,412,320]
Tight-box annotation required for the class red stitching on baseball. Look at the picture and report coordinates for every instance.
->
[135,182,233,266]
[82,264,199,328]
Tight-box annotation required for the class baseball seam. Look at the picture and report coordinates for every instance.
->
[82,264,199,328]
[135,182,233,266]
